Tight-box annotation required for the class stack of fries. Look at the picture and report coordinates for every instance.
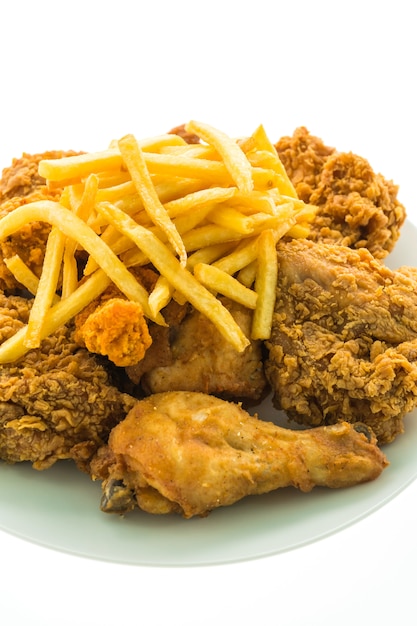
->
[0,121,315,363]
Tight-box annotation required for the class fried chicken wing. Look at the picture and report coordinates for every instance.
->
[0,150,81,292]
[265,238,417,444]
[90,391,388,518]
[0,293,136,470]
[275,127,406,258]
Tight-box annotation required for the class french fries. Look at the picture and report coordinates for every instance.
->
[0,121,315,363]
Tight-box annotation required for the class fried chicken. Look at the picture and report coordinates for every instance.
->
[265,238,417,444]
[275,127,406,259]
[0,150,81,292]
[90,391,388,518]
[133,298,267,402]
[74,297,152,367]
[0,292,136,470]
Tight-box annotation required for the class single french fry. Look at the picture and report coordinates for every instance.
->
[181,223,243,252]
[39,149,123,182]
[251,230,278,340]
[148,275,173,318]
[164,186,237,218]
[212,237,258,274]
[96,201,250,352]
[185,120,254,194]
[186,242,236,272]
[3,255,59,303]
[208,206,255,234]
[61,244,79,299]
[250,125,297,198]
[194,263,258,310]
[24,226,66,349]
[237,259,257,288]
[118,134,187,266]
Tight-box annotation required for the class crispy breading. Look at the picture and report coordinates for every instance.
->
[275,127,406,258]
[0,292,136,470]
[265,238,417,444]
[74,297,152,367]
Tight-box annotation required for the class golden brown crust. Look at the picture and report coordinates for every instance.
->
[91,391,388,518]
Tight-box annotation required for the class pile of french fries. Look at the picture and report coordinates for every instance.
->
[0,121,315,363]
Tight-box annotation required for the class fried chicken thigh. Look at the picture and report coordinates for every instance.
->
[265,239,417,444]
[275,127,406,258]
[0,293,136,470]
[90,391,388,519]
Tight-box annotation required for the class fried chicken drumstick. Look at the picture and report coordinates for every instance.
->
[90,391,388,519]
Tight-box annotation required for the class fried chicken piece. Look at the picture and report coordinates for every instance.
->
[137,298,267,401]
[275,126,336,202]
[0,150,81,292]
[74,297,152,367]
[0,292,136,470]
[265,239,417,444]
[90,391,388,518]
[275,127,406,259]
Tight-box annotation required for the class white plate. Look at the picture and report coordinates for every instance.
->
[1,221,417,567]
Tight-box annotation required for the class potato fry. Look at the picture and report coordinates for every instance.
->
[249,125,297,198]
[251,230,278,340]
[186,242,236,272]
[4,255,59,303]
[237,259,257,288]
[118,134,187,266]
[181,223,243,252]
[148,275,173,318]
[39,149,122,182]
[185,120,254,194]
[164,186,237,218]
[194,263,258,310]
[24,226,66,349]
[212,238,258,274]
[208,206,255,234]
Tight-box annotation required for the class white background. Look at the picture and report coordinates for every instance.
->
[1,1,416,624]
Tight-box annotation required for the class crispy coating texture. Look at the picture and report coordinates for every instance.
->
[275,127,406,259]
[0,150,81,292]
[265,239,417,444]
[74,297,152,367]
[137,298,267,401]
[90,391,388,518]
[0,293,136,470]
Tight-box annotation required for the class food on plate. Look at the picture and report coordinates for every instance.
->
[276,126,406,259]
[0,293,136,470]
[90,391,388,518]
[265,238,417,444]
[0,120,411,524]
[0,122,312,366]
[132,296,267,400]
